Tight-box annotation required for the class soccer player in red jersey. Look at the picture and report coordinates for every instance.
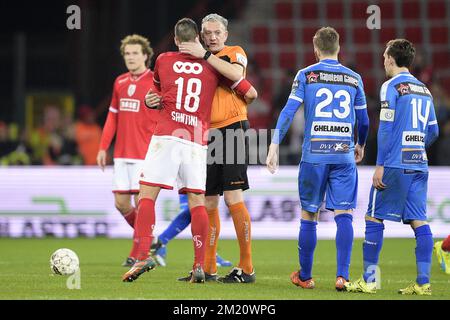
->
[122,18,256,283]
[97,35,159,267]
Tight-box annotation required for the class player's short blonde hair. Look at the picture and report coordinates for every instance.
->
[313,27,340,56]
[175,18,199,42]
[120,34,154,68]
[201,13,228,31]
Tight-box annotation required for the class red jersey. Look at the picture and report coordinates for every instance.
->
[100,69,159,160]
[153,52,220,146]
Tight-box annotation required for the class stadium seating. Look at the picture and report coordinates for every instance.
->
[246,0,450,99]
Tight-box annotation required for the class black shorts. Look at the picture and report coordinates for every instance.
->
[206,120,250,196]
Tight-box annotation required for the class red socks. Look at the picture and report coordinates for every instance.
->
[135,198,156,261]
[190,205,209,268]
[123,208,139,259]
[123,208,137,227]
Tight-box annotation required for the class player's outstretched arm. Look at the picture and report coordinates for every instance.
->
[179,38,242,82]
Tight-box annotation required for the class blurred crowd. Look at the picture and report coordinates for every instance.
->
[1,52,450,167]
[0,105,103,166]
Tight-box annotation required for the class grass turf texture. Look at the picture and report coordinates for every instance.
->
[0,238,448,300]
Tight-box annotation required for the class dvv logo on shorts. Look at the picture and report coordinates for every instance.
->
[173,61,203,74]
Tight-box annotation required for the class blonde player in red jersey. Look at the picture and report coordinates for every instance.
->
[97,34,159,267]
[122,18,256,283]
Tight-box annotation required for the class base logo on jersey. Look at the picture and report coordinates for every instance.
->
[127,84,136,97]
[310,138,350,154]
[402,131,425,147]
[306,70,358,88]
[402,149,427,164]
[120,98,140,112]
[311,121,352,137]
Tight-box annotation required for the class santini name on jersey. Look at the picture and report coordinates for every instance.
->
[311,121,352,137]
[171,111,198,127]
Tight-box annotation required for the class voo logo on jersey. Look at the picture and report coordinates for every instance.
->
[173,61,203,74]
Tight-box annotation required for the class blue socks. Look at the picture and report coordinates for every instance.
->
[335,214,353,280]
[414,224,433,285]
[298,219,317,280]
[363,220,384,283]
[158,195,191,245]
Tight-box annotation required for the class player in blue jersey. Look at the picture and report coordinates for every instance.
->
[344,39,439,296]
[266,27,369,290]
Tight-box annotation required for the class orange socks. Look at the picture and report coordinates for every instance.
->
[204,208,220,275]
[229,202,253,274]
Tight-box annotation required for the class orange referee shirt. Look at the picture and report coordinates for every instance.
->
[210,45,249,129]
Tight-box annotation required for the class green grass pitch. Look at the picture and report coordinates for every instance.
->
[0,238,448,300]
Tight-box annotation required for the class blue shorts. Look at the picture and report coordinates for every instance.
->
[298,162,358,213]
[366,167,428,224]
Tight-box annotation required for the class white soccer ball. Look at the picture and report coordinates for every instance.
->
[50,248,80,275]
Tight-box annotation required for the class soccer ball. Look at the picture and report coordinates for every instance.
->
[50,248,80,275]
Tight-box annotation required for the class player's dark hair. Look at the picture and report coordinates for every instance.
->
[386,39,416,68]
[120,34,153,68]
[313,27,339,55]
[175,18,199,42]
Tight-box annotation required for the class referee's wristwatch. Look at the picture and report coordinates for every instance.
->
[203,50,212,60]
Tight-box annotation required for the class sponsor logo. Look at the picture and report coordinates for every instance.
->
[127,84,136,96]
[173,61,203,74]
[306,71,319,83]
[402,149,428,164]
[396,82,432,97]
[120,99,140,112]
[311,121,352,137]
[291,79,299,95]
[193,235,203,248]
[310,139,351,154]
[396,83,410,95]
[306,70,359,87]
[236,53,248,67]
[402,131,425,146]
